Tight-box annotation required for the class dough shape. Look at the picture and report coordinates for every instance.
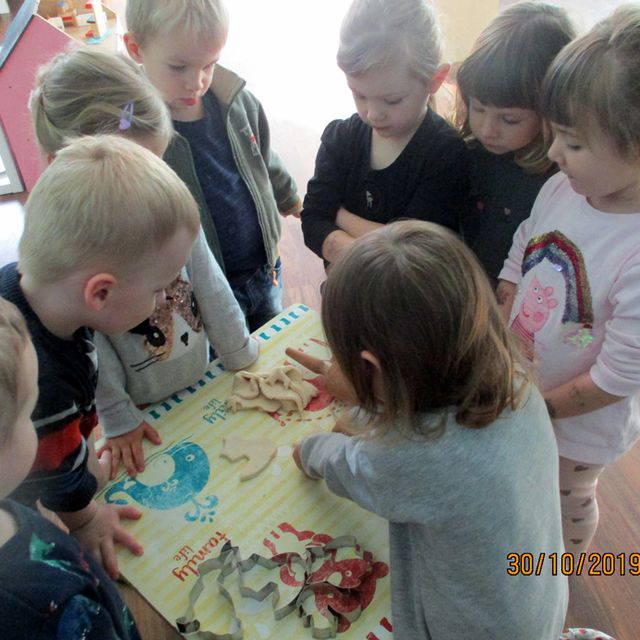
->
[227,365,319,414]
[220,436,277,481]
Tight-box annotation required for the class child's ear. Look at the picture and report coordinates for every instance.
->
[429,63,451,96]
[360,350,381,371]
[124,33,143,63]
[360,350,386,402]
[84,273,117,312]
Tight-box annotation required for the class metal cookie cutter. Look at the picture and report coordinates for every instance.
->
[175,540,243,640]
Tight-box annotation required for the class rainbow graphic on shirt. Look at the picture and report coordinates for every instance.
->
[522,230,593,328]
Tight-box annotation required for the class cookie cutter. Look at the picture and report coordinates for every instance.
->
[176,540,243,640]
[176,536,372,639]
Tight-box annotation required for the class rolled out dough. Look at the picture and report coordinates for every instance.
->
[227,365,319,413]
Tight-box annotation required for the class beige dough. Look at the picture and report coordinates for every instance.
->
[227,365,319,413]
[220,436,277,481]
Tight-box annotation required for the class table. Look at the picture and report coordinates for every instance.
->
[98,305,392,639]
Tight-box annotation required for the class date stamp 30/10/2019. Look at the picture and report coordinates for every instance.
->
[506,552,640,577]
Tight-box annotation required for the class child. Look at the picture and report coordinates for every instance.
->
[0,135,201,578]
[31,48,259,479]
[0,297,141,640]
[292,220,567,639]
[456,1,575,286]
[301,0,468,266]
[124,0,302,332]
[498,6,640,555]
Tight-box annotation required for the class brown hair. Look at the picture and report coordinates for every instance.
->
[0,297,30,444]
[321,220,529,437]
[456,1,575,173]
[541,4,640,161]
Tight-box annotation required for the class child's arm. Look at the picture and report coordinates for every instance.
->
[543,371,624,419]
[285,347,358,404]
[188,230,259,370]
[401,134,469,233]
[252,96,301,215]
[495,279,517,323]
[336,207,384,238]
[544,258,640,420]
[321,230,356,263]
[58,498,143,580]
[94,333,162,478]
[97,421,161,480]
[301,120,352,260]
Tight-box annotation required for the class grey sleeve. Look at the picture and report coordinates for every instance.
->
[255,98,300,213]
[299,432,387,517]
[188,229,259,370]
[95,332,144,438]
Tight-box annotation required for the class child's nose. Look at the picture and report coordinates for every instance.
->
[547,136,562,164]
[368,105,386,124]
[480,117,499,139]
[155,290,167,307]
[185,70,204,91]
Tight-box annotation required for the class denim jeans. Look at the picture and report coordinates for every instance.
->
[233,258,283,333]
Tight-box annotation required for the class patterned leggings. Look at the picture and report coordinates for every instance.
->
[559,456,605,554]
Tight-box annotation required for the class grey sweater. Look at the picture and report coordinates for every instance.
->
[95,229,258,437]
[300,386,567,640]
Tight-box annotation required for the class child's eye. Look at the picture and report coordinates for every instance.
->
[503,118,521,125]
[470,102,484,113]
[385,97,403,106]
[168,64,186,72]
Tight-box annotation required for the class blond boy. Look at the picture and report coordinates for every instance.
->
[124,0,302,332]
[0,135,200,578]
[0,297,141,638]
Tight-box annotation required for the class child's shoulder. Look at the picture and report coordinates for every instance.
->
[0,499,138,639]
[321,113,370,142]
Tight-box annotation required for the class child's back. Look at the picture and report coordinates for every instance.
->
[295,221,567,639]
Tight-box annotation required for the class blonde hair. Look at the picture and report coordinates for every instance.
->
[322,220,529,438]
[30,47,172,157]
[19,135,200,284]
[542,4,640,161]
[337,0,443,84]
[126,0,229,47]
[456,1,575,173]
[0,297,30,444]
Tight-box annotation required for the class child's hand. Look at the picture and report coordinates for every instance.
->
[291,442,318,479]
[285,347,357,404]
[282,197,302,218]
[64,500,143,580]
[292,442,304,471]
[97,420,162,480]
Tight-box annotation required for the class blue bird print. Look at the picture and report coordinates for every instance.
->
[104,439,218,523]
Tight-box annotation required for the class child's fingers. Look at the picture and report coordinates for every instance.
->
[100,534,119,580]
[120,446,138,478]
[113,508,144,557]
[285,347,328,375]
[291,443,304,471]
[131,441,146,474]
[142,422,162,445]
